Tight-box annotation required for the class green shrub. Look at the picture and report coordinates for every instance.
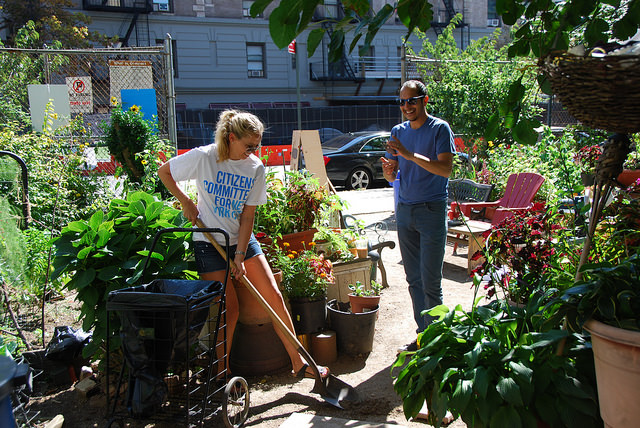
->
[51,191,196,360]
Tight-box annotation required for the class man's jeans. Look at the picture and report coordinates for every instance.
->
[396,200,447,332]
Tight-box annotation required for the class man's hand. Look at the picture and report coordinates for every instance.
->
[386,135,413,159]
[381,157,398,182]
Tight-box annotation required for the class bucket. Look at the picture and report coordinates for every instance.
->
[327,299,378,355]
[288,297,327,335]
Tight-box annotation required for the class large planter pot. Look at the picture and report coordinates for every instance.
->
[230,321,289,376]
[234,269,283,324]
[584,319,640,428]
[348,294,380,314]
[288,296,326,335]
[617,169,640,187]
[327,299,378,356]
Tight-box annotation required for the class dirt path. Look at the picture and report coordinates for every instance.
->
[25,208,477,428]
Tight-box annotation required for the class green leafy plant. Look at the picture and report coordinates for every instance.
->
[102,101,172,195]
[561,253,640,332]
[268,242,334,300]
[50,191,196,360]
[313,226,356,263]
[392,291,601,428]
[254,169,345,238]
[348,279,382,297]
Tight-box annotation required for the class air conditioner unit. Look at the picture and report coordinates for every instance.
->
[488,19,500,27]
[248,70,264,77]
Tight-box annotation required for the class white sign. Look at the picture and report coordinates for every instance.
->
[108,60,153,103]
[27,84,70,132]
[66,76,93,113]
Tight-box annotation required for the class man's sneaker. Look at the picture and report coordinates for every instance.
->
[396,339,418,354]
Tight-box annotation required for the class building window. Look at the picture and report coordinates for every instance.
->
[247,43,265,78]
[153,0,172,13]
[156,38,178,78]
[324,0,339,19]
[243,1,262,18]
[487,0,500,26]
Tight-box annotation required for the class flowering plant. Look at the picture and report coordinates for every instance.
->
[268,242,334,300]
[472,210,576,304]
[254,169,346,238]
[573,144,603,174]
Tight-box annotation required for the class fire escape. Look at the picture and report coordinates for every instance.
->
[431,0,470,49]
[82,0,152,47]
[308,5,363,83]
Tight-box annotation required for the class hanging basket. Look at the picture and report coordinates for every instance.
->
[540,52,640,134]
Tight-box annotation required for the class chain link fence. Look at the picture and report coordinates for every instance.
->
[0,41,175,178]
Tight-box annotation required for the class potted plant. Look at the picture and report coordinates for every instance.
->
[348,280,382,314]
[392,290,601,427]
[253,169,345,252]
[619,143,640,187]
[574,144,603,186]
[268,242,334,335]
[560,253,640,428]
[313,226,356,263]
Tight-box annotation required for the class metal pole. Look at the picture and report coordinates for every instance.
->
[296,44,302,132]
[164,34,178,154]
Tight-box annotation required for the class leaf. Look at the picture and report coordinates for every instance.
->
[88,210,104,231]
[144,201,165,222]
[250,0,273,17]
[269,0,301,49]
[65,221,88,233]
[97,265,122,281]
[473,366,490,398]
[343,0,369,16]
[70,268,96,290]
[77,246,94,260]
[490,405,522,428]
[129,200,146,216]
[450,379,473,413]
[307,28,325,57]
[328,30,345,63]
[512,118,540,145]
[78,285,99,309]
[584,18,609,47]
[496,377,523,406]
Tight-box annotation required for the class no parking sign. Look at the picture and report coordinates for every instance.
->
[66,76,93,113]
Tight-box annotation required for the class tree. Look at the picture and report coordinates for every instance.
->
[0,0,107,48]
[412,18,540,146]
[254,0,640,144]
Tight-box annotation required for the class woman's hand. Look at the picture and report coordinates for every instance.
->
[232,254,246,278]
[181,198,200,226]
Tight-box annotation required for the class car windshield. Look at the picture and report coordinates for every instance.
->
[322,134,362,150]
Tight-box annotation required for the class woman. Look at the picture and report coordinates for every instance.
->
[158,109,327,379]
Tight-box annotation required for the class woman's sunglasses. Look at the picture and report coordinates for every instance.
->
[396,95,425,106]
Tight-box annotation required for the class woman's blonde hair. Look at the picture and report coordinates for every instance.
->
[215,109,264,161]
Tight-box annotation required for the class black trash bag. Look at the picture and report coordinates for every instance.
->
[44,326,92,362]
[128,369,168,418]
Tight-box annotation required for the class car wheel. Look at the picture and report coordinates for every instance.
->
[347,167,372,190]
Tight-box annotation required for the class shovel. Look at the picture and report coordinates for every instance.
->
[195,219,359,409]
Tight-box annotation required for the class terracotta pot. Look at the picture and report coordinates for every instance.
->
[348,293,380,314]
[584,319,640,428]
[274,228,318,253]
[234,269,283,325]
[617,169,640,187]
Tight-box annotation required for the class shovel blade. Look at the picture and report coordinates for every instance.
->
[311,374,360,409]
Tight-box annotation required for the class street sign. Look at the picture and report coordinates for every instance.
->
[66,76,93,113]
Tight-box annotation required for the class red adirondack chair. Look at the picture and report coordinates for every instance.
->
[452,172,546,225]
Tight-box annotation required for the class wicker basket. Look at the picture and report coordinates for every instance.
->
[541,53,640,133]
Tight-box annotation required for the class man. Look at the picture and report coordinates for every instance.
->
[382,80,455,352]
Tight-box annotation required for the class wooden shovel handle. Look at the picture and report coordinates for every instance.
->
[194,219,323,380]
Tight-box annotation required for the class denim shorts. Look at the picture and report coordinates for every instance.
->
[194,234,263,274]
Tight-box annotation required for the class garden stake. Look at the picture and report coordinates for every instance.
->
[195,219,360,409]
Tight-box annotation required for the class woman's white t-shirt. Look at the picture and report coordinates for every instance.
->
[168,144,267,245]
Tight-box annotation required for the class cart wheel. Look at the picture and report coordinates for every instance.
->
[222,376,250,428]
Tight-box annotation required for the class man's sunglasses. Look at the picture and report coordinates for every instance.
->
[396,95,425,106]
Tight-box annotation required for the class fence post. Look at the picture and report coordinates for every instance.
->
[164,34,178,154]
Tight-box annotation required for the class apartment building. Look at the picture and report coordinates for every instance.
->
[71,0,502,146]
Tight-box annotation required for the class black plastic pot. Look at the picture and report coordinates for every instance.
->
[288,296,327,334]
[327,299,378,355]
